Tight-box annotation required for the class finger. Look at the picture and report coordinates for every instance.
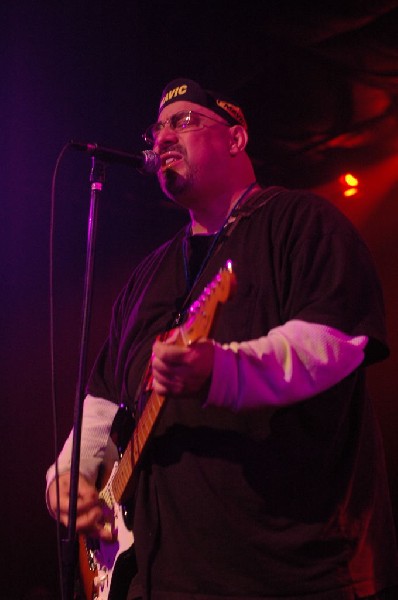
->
[153,340,188,365]
[75,505,104,533]
[97,521,116,542]
[161,327,180,344]
[76,486,100,510]
[49,481,72,515]
[51,477,99,519]
[152,371,185,396]
[80,513,116,542]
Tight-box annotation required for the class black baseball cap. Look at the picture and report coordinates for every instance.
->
[158,78,248,130]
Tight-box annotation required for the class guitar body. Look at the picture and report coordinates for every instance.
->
[78,261,236,599]
[78,461,135,600]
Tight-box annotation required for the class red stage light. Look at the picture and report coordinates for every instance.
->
[340,172,360,198]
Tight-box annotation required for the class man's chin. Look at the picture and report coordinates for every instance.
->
[161,168,188,198]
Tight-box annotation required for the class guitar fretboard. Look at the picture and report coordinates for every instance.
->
[111,389,166,504]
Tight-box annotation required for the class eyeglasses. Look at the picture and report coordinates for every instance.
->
[142,109,230,146]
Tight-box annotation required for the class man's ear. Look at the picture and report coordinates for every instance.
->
[229,125,249,155]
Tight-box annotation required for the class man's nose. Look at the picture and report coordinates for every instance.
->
[154,123,179,150]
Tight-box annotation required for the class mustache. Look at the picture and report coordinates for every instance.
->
[159,143,186,157]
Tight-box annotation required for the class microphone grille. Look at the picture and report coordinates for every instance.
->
[142,150,161,174]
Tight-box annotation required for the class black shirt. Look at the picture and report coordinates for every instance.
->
[88,188,397,599]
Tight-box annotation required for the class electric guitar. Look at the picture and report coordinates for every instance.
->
[79,260,236,600]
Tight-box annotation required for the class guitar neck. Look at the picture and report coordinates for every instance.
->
[110,261,235,506]
[111,389,166,505]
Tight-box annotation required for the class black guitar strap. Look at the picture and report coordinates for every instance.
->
[223,185,284,237]
[176,185,285,321]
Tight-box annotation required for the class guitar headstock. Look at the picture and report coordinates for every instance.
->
[181,260,236,344]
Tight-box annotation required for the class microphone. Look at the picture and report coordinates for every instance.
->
[69,140,160,174]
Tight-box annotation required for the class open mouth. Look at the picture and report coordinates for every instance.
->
[160,151,183,171]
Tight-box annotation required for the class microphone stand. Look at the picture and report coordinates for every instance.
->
[61,156,106,600]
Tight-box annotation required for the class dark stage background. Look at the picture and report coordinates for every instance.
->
[3,2,398,598]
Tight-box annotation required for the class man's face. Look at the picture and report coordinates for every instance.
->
[152,101,232,204]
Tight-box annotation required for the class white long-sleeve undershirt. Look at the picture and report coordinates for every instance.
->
[46,395,119,496]
[206,319,368,411]
[46,320,368,500]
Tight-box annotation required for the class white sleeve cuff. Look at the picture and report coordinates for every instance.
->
[205,320,368,411]
[45,394,119,491]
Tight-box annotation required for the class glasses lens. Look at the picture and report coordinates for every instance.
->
[143,124,158,145]
[143,111,208,145]
[171,111,192,130]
